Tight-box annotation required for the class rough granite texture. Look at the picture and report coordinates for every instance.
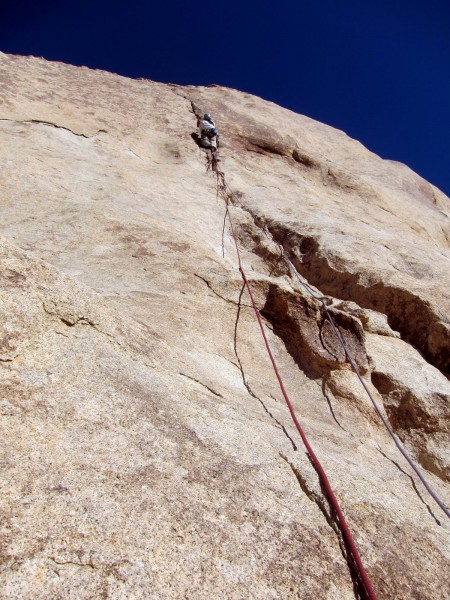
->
[0,52,449,599]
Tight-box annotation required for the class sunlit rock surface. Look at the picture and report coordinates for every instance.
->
[1,52,449,599]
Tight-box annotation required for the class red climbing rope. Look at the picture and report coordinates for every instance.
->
[212,160,378,600]
[214,154,450,522]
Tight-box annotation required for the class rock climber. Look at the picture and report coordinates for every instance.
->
[198,112,218,151]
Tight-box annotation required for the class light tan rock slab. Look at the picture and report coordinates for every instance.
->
[0,52,449,599]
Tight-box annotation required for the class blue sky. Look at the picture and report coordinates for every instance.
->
[2,0,449,196]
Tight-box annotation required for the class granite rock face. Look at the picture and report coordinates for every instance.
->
[0,53,449,599]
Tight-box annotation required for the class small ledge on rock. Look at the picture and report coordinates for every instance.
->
[334,301,400,338]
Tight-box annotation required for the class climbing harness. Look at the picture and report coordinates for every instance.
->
[209,155,378,600]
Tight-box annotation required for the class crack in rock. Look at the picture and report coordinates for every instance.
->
[0,118,106,139]
[233,283,297,451]
[194,273,252,307]
[279,452,339,535]
[375,446,442,527]
[320,379,347,431]
[178,372,224,399]
[279,452,369,599]
[50,557,95,571]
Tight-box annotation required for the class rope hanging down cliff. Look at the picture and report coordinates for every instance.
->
[208,151,378,600]
[211,151,450,523]
[210,152,449,522]
[278,247,450,521]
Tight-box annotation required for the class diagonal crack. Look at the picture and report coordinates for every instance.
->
[178,372,224,399]
[279,452,368,599]
[376,446,442,527]
[0,118,106,139]
[194,273,251,307]
[279,452,339,535]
